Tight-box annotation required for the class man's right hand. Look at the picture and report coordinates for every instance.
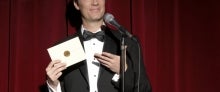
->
[46,60,66,90]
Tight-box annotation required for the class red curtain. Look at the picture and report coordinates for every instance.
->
[1,0,219,92]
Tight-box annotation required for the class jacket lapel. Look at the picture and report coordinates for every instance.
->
[77,32,90,84]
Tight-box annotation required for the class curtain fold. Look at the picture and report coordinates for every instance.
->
[1,0,219,92]
[6,0,67,91]
[0,0,10,92]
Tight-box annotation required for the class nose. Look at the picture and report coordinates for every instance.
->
[92,0,98,5]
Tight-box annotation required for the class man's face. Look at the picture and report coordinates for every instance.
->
[74,0,106,22]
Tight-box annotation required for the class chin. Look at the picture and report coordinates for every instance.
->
[92,15,103,20]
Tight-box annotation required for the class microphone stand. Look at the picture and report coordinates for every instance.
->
[120,34,127,92]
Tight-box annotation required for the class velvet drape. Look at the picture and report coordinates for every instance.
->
[1,0,219,92]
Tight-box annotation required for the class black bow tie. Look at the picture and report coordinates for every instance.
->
[83,30,105,42]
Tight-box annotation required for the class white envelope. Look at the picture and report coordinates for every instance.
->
[47,37,85,67]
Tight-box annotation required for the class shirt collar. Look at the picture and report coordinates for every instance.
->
[80,23,105,35]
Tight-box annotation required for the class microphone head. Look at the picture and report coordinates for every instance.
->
[104,13,114,24]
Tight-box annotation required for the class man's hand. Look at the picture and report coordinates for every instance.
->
[94,52,127,74]
[46,60,66,90]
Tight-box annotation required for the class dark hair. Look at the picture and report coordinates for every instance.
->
[66,0,82,30]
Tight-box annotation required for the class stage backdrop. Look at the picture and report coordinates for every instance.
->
[0,0,219,92]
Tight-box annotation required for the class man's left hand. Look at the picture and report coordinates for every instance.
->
[94,52,127,74]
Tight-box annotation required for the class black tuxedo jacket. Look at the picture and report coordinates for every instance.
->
[54,27,151,92]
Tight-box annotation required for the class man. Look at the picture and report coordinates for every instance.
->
[45,0,151,92]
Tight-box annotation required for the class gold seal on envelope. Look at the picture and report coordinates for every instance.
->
[47,37,86,67]
[64,50,70,57]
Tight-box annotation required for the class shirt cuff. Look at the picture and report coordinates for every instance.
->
[46,80,62,92]
[112,74,120,82]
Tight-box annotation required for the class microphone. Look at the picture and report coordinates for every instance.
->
[104,13,133,38]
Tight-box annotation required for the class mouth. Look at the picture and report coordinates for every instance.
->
[90,7,100,12]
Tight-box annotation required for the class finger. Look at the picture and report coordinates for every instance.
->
[94,53,102,58]
[97,58,111,66]
[47,64,66,81]
[47,63,66,77]
[49,72,62,82]
[53,62,66,68]
[102,52,115,59]
[98,59,110,68]
[54,72,62,79]
[51,63,66,74]
[47,60,61,69]
[52,66,66,78]
[46,60,61,72]
[94,53,110,62]
[101,63,110,68]
[98,55,112,63]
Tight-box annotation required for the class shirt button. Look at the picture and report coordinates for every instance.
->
[93,43,95,45]
[94,75,96,77]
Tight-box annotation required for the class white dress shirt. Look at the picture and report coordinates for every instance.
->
[83,27,104,92]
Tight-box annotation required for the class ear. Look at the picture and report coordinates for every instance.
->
[73,0,80,10]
